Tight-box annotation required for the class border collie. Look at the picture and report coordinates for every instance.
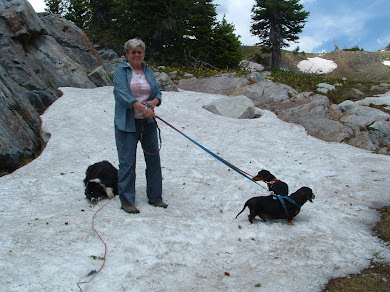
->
[83,160,118,202]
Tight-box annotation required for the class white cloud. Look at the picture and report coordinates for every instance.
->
[289,36,324,53]
[214,0,257,45]
[377,35,390,49]
[298,9,373,52]
[27,0,46,12]
[299,0,317,4]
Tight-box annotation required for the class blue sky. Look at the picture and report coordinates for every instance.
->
[29,0,390,53]
[215,0,390,52]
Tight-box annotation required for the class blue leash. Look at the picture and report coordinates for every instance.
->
[156,115,264,188]
[157,115,302,214]
[275,195,301,217]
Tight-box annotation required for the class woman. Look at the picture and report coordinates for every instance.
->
[113,38,167,214]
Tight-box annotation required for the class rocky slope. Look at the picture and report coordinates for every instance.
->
[282,49,390,82]
[178,72,390,155]
[0,0,111,175]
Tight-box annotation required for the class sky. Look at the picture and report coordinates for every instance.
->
[1,82,390,290]
[27,0,390,53]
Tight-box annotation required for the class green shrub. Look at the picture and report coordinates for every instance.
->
[343,45,364,51]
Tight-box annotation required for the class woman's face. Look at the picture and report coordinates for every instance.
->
[125,46,145,68]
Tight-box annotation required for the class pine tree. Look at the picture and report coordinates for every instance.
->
[251,0,309,68]
[46,0,243,68]
[89,0,115,30]
[44,0,68,14]
[126,0,190,63]
[184,0,217,66]
[65,0,90,29]
[211,16,242,69]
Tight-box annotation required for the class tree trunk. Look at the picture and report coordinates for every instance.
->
[270,17,282,68]
[271,45,281,68]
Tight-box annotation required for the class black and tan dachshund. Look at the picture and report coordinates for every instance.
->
[253,169,289,196]
[236,187,315,225]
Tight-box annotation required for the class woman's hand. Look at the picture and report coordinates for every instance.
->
[148,98,160,110]
[133,101,157,118]
[144,98,159,118]
[144,107,156,118]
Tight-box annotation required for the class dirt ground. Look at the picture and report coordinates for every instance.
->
[322,206,390,291]
[281,49,390,82]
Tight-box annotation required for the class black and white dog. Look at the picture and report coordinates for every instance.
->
[83,160,118,202]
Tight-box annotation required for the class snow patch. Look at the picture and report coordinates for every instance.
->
[297,57,338,74]
[1,87,389,291]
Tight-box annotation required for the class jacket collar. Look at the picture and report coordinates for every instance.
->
[122,60,147,70]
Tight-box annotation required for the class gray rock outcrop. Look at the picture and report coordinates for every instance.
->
[178,74,250,96]
[154,72,178,92]
[331,98,390,152]
[317,83,336,94]
[0,0,111,174]
[178,75,390,155]
[344,88,365,100]
[88,66,113,87]
[203,95,257,119]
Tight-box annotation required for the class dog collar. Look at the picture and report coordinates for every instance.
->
[267,179,280,186]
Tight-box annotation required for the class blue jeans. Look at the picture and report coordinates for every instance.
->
[115,120,162,206]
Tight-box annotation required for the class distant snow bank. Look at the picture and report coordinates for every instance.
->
[297,57,338,74]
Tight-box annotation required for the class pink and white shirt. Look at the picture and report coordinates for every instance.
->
[129,67,151,119]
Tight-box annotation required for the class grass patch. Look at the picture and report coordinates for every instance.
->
[154,65,251,79]
[368,103,390,114]
[323,206,390,291]
[323,261,390,292]
[267,69,388,104]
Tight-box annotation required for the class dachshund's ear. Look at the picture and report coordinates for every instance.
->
[305,188,314,202]
[263,170,274,181]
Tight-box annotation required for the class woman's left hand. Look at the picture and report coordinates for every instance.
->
[148,98,160,110]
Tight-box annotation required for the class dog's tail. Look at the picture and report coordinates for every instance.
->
[235,204,247,219]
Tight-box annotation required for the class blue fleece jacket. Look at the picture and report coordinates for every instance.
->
[113,62,162,132]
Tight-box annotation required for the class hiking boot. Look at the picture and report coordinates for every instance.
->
[121,204,140,214]
[148,200,168,209]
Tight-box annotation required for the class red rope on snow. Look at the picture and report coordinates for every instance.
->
[77,200,111,291]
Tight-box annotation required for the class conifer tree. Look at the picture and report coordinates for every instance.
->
[211,16,242,69]
[184,0,216,66]
[251,0,309,68]
[65,0,89,29]
[125,0,190,63]
[44,0,244,69]
[44,0,68,15]
[89,0,115,30]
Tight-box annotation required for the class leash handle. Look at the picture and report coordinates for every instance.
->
[156,115,266,189]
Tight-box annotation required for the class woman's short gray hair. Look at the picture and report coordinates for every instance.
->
[124,38,145,54]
